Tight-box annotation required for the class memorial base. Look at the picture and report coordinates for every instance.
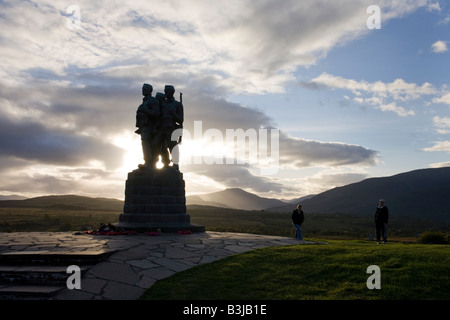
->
[117,166,205,233]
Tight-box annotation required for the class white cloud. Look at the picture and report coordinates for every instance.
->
[433,92,450,105]
[379,102,415,117]
[276,167,370,199]
[0,0,434,198]
[307,73,437,117]
[0,71,379,198]
[0,0,434,96]
[429,161,450,168]
[427,2,441,12]
[277,133,378,168]
[310,73,437,100]
[433,116,450,127]
[439,16,450,25]
[433,116,450,134]
[423,141,450,153]
[431,40,448,53]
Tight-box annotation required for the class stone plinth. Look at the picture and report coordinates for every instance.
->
[117,167,204,233]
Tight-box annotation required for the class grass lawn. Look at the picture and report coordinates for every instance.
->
[1,202,448,300]
[0,207,119,232]
[140,240,450,300]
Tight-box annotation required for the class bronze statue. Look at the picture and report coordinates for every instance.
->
[160,85,183,169]
[136,83,160,168]
[135,84,183,169]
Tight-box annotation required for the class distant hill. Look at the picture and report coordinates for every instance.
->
[0,194,124,212]
[187,188,287,211]
[2,167,448,221]
[186,195,233,208]
[176,167,450,221]
[290,167,450,220]
[267,194,316,212]
[0,195,28,201]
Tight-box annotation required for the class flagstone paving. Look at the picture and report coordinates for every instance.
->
[0,231,320,300]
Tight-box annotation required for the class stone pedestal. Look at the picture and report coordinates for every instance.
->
[117,167,204,233]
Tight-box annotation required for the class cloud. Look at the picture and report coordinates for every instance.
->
[429,161,450,168]
[439,16,450,25]
[0,79,133,170]
[306,72,438,116]
[433,92,450,106]
[431,40,448,53]
[183,93,275,132]
[0,0,435,98]
[0,69,379,197]
[432,116,450,134]
[0,61,380,198]
[423,141,450,153]
[0,164,125,199]
[183,163,286,194]
[176,94,379,194]
[0,0,431,198]
[278,133,378,168]
[0,115,124,169]
[300,170,369,194]
[310,73,437,100]
[178,92,379,168]
[427,2,441,12]
[378,102,415,117]
[0,0,433,95]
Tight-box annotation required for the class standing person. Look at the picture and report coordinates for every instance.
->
[374,199,389,244]
[292,203,304,240]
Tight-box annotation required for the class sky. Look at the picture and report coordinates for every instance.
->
[0,0,449,201]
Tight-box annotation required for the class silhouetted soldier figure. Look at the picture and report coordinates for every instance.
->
[159,85,183,169]
[135,83,160,168]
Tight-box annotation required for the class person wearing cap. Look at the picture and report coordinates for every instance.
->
[374,199,389,244]
[292,203,304,240]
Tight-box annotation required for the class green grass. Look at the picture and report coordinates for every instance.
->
[140,240,450,300]
[187,205,450,239]
[1,202,448,239]
[0,207,119,232]
[1,203,448,300]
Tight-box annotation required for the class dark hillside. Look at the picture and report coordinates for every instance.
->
[0,195,123,212]
[299,167,450,219]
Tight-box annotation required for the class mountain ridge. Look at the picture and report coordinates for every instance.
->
[1,167,449,221]
[0,194,124,212]
[299,167,450,219]
[188,167,450,220]
[186,188,287,211]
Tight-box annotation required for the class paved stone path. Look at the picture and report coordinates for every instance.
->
[0,231,318,300]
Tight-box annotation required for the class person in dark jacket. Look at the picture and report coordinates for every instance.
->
[374,199,389,244]
[292,203,305,240]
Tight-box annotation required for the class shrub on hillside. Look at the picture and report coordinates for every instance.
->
[445,233,450,244]
[417,231,447,244]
